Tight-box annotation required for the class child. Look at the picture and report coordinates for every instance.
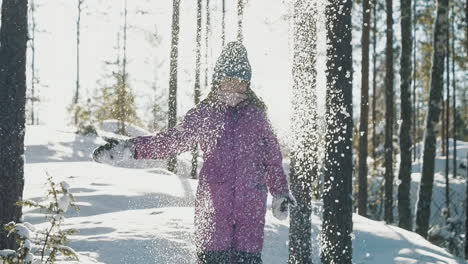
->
[93,41,296,264]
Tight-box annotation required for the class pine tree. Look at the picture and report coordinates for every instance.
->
[358,0,371,217]
[288,1,317,262]
[383,0,395,224]
[397,0,413,231]
[321,0,353,262]
[415,0,449,238]
[167,0,180,173]
[0,0,28,250]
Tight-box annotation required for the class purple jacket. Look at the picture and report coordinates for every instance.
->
[133,99,289,254]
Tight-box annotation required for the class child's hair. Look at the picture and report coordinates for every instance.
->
[201,81,267,113]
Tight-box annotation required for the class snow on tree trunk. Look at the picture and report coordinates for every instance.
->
[358,0,371,217]
[415,0,449,238]
[0,0,28,250]
[397,0,413,231]
[167,0,180,173]
[321,0,353,263]
[288,1,317,263]
[383,0,395,224]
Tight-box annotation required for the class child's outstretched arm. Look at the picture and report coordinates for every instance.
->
[133,107,203,160]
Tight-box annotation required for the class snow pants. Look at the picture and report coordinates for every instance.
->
[197,251,262,264]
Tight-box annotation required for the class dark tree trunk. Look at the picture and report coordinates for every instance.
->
[465,152,468,260]
[372,0,378,171]
[321,0,353,263]
[358,0,371,217]
[451,3,456,179]
[415,0,449,238]
[384,0,394,224]
[0,0,28,250]
[412,0,417,161]
[191,0,202,179]
[167,0,180,173]
[444,11,450,217]
[397,0,413,231]
[237,0,244,42]
[441,98,446,155]
[288,2,317,263]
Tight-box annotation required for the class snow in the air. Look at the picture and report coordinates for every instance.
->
[20,125,467,263]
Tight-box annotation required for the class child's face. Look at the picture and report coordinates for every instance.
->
[217,77,249,106]
[219,77,249,94]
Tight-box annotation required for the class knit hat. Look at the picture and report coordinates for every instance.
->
[212,41,252,85]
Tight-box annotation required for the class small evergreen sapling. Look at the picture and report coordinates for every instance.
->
[1,174,80,263]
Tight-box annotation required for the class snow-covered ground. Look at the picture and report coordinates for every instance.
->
[22,125,467,263]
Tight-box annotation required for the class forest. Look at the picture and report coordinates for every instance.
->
[0,0,467,263]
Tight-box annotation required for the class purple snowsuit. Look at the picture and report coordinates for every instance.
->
[133,99,289,255]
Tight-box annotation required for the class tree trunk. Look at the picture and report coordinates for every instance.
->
[384,0,394,224]
[204,0,210,91]
[397,0,413,231]
[222,0,225,46]
[117,0,128,136]
[167,0,180,173]
[444,11,450,218]
[321,0,353,263]
[74,0,83,125]
[412,0,417,161]
[237,0,244,42]
[30,0,37,125]
[0,0,28,250]
[465,152,468,260]
[191,0,202,179]
[372,0,378,171]
[415,0,449,238]
[288,2,317,263]
[451,3,456,179]
[358,0,371,217]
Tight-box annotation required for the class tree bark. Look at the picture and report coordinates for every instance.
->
[321,0,353,262]
[412,0,417,161]
[222,0,225,46]
[415,0,449,238]
[451,3,456,179]
[117,0,128,136]
[288,1,317,263]
[358,0,371,217]
[167,0,180,173]
[465,152,468,260]
[372,0,378,171]
[0,0,28,250]
[30,0,37,125]
[384,0,394,224]
[444,8,450,218]
[237,0,244,42]
[73,0,83,125]
[191,0,202,179]
[397,0,413,231]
